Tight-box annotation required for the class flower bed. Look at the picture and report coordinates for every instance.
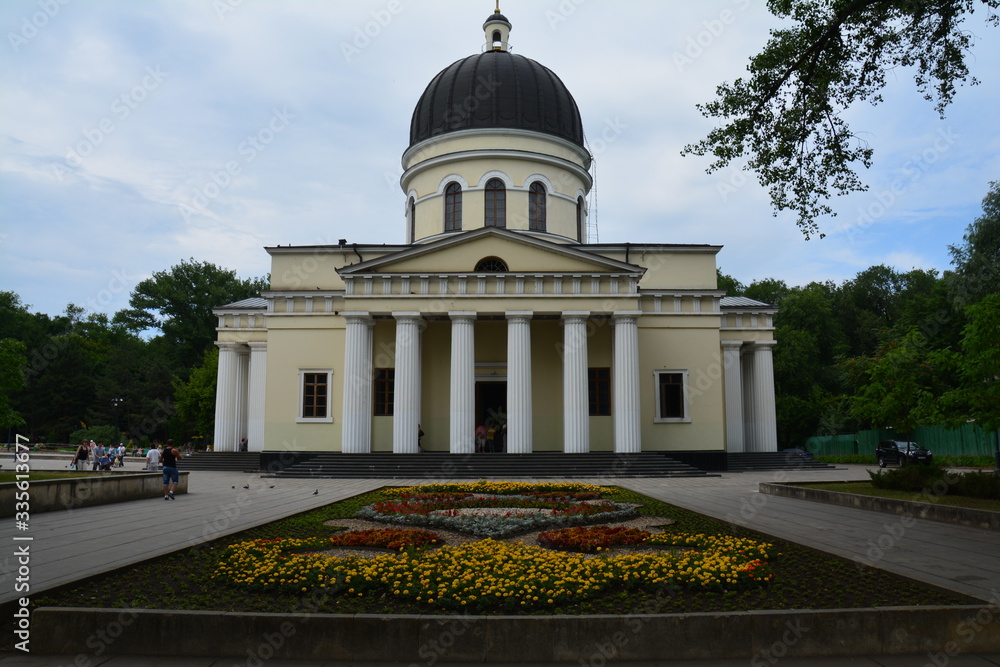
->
[328,528,443,550]
[40,482,969,616]
[357,483,637,538]
[210,482,777,612]
[538,525,654,552]
[213,533,774,612]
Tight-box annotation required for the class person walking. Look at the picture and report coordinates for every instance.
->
[145,444,161,471]
[161,439,181,500]
[71,440,89,471]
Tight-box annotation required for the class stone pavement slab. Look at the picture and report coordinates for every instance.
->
[619,466,1000,603]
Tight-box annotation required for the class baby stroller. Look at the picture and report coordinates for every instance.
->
[99,456,113,471]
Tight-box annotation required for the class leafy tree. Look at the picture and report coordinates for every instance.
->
[770,282,847,444]
[836,264,906,356]
[682,1,999,238]
[949,293,1000,434]
[717,268,746,296]
[840,327,960,438]
[744,277,790,306]
[173,347,220,442]
[0,339,28,429]
[949,180,1000,306]
[116,259,268,369]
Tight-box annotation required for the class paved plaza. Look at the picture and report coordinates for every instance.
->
[1,455,998,665]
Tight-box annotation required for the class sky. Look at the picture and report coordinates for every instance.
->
[2,0,998,319]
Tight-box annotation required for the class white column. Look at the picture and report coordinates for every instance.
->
[751,341,778,452]
[247,342,267,452]
[741,348,757,452]
[721,341,744,453]
[213,342,239,452]
[234,345,250,446]
[449,312,476,454]
[562,311,590,453]
[392,312,423,453]
[506,311,533,453]
[613,311,642,453]
[341,313,374,453]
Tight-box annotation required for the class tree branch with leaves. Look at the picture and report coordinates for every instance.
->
[682,0,998,238]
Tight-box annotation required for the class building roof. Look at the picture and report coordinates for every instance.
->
[215,297,266,311]
[720,296,775,309]
[408,50,585,149]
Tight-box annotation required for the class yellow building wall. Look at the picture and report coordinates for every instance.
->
[637,316,726,451]
[263,321,345,452]
[596,250,718,291]
[405,151,587,242]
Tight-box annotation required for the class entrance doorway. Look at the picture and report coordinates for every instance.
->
[475,381,507,427]
[476,381,507,453]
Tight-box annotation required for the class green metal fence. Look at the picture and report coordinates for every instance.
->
[805,424,996,457]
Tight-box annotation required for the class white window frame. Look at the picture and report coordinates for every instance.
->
[298,369,333,423]
[653,369,691,423]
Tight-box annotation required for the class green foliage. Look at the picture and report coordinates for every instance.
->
[69,425,119,445]
[949,180,1000,306]
[869,465,1000,500]
[173,347,220,442]
[683,0,999,237]
[716,268,745,296]
[951,471,1000,500]
[840,327,960,436]
[868,464,947,492]
[115,258,267,369]
[815,454,876,465]
[0,338,28,428]
[950,293,1000,433]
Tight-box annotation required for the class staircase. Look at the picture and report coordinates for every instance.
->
[178,452,261,472]
[268,452,711,479]
[726,452,837,472]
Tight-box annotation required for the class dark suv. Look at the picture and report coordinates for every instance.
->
[875,440,933,467]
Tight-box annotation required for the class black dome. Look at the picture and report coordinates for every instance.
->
[408,51,585,149]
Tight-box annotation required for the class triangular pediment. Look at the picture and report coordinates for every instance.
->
[339,228,642,276]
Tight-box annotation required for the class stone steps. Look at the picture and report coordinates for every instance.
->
[267,452,712,479]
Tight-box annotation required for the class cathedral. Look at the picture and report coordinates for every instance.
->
[211,10,778,459]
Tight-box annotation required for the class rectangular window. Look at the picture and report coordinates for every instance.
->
[654,370,690,422]
[299,370,332,422]
[588,367,611,416]
[374,368,395,416]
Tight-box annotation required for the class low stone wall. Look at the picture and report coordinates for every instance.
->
[0,472,188,517]
[760,482,1000,530]
[31,605,1000,661]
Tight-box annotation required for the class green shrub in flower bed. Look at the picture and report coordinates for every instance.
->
[869,465,1000,499]
[34,483,971,616]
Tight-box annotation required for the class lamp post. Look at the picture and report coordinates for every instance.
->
[111,397,122,445]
